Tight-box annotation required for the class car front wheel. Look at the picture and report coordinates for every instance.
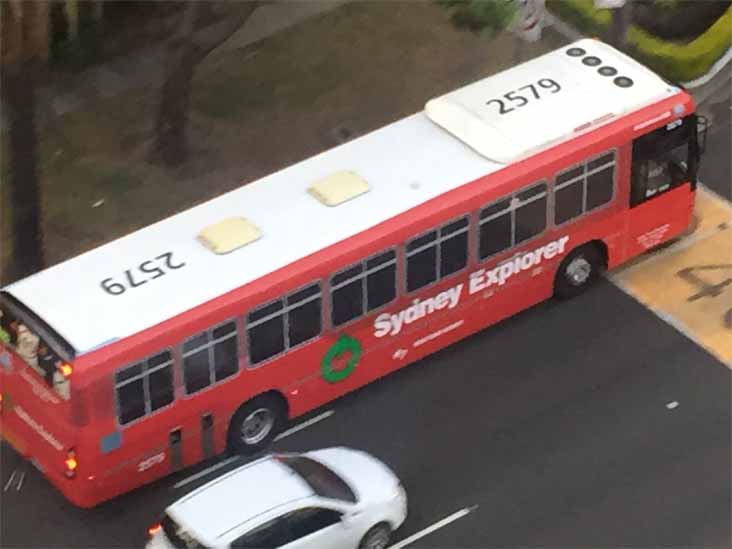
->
[359,523,391,549]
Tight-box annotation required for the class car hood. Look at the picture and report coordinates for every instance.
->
[306,447,400,504]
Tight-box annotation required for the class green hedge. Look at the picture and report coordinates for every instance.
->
[547,0,732,82]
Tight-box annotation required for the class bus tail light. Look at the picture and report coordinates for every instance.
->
[64,448,77,478]
[148,523,162,537]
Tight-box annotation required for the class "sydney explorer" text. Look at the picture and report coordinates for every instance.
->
[374,236,569,337]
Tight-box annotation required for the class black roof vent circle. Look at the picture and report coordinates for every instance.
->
[614,76,634,88]
[598,66,618,76]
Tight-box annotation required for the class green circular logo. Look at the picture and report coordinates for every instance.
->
[321,334,362,383]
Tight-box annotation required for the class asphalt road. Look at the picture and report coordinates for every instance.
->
[2,280,730,548]
[698,83,731,200]
[2,84,730,549]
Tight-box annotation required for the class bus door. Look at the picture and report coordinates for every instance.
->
[626,114,702,256]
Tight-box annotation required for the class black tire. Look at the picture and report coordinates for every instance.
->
[359,523,391,549]
[554,244,604,299]
[227,394,286,455]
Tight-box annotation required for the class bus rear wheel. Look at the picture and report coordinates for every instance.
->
[227,394,285,455]
[554,244,604,299]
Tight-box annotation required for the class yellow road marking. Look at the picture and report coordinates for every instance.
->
[612,186,732,367]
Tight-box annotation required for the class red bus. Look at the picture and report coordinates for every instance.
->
[0,39,705,508]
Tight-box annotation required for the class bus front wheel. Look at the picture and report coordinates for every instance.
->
[227,394,286,455]
[554,244,604,299]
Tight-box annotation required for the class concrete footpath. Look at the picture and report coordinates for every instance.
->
[37,1,352,122]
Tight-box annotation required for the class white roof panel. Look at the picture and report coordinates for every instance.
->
[426,38,679,163]
[6,112,496,353]
[4,40,681,354]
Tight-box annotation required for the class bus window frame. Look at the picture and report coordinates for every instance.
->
[477,180,549,264]
[180,317,242,398]
[245,280,324,369]
[113,346,176,428]
[552,148,617,227]
[629,115,697,208]
[327,247,398,331]
[404,214,471,296]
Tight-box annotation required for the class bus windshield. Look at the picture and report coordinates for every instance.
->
[0,293,73,400]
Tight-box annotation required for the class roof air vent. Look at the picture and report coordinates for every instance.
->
[598,66,617,76]
[308,170,370,207]
[197,217,262,255]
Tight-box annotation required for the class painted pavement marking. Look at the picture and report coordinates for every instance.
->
[611,185,731,367]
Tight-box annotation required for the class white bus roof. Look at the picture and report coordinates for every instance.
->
[426,39,679,163]
[5,39,681,355]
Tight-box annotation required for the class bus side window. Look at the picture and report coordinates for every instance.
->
[406,216,469,293]
[514,183,547,244]
[115,351,174,425]
[330,251,396,327]
[406,230,438,292]
[247,283,322,365]
[479,181,547,261]
[182,321,238,394]
[631,116,695,207]
[555,152,615,225]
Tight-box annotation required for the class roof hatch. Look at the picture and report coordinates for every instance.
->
[307,170,369,207]
[197,217,262,255]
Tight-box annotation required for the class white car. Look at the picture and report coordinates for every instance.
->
[147,447,407,549]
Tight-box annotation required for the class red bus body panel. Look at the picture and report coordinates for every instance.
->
[1,88,697,507]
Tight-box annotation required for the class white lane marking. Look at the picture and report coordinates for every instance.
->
[388,506,478,549]
[15,471,25,491]
[666,401,680,410]
[173,410,334,489]
[173,456,240,489]
[274,410,334,441]
[3,470,16,492]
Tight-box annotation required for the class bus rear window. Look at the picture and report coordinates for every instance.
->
[0,299,72,400]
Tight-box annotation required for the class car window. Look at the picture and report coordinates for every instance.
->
[277,456,357,503]
[286,507,342,540]
[230,516,288,548]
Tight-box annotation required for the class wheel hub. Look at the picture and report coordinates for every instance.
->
[240,408,274,445]
[566,256,591,286]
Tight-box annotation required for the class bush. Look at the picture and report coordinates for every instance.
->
[547,0,732,82]
[633,0,731,42]
[628,8,732,82]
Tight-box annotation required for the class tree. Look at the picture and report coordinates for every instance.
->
[1,1,49,284]
[608,2,633,49]
[439,0,543,64]
[152,1,260,166]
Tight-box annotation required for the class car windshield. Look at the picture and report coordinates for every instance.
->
[278,455,357,503]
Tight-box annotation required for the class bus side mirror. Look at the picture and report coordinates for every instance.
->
[696,115,708,156]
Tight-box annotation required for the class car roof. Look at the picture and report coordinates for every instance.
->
[167,456,314,545]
